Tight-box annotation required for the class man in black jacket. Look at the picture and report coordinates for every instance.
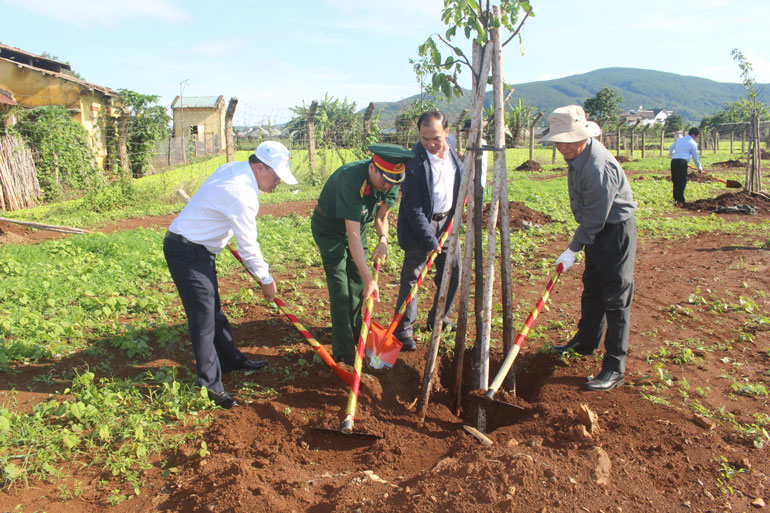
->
[394,110,462,351]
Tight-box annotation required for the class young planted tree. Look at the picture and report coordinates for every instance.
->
[411,0,534,426]
[731,48,765,193]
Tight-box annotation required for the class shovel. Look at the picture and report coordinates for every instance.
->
[315,258,383,440]
[175,189,355,387]
[689,165,742,188]
[365,199,466,370]
[474,264,563,413]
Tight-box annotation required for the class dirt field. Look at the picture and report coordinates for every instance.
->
[2,181,769,512]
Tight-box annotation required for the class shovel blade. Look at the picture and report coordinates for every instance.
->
[311,427,382,440]
[365,321,403,370]
[726,180,742,188]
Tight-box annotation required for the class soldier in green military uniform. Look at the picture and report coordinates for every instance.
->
[311,144,414,365]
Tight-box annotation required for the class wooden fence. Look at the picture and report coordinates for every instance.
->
[0,134,40,211]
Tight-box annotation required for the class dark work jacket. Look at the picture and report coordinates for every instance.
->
[397,142,462,251]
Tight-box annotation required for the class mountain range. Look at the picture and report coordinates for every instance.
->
[373,67,770,128]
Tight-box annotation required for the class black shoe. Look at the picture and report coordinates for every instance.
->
[207,390,238,409]
[584,370,624,391]
[400,336,417,352]
[552,338,595,356]
[425,320,456,332]
[234,359,268,371]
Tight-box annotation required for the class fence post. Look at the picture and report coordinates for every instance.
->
[307,100,319,176]
[730,130,734,154]
[529,112,543,161]
[118,108,130,175]
[660,126,665,156]
[225,97,238,162]
[616,124,622,157]
[641,124,649,159]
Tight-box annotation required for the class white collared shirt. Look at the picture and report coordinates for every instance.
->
[669,135,702,171]
[168,161,273,284]
[427,147,456,214]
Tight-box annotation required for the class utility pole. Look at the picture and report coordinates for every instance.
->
[179,79,189,163]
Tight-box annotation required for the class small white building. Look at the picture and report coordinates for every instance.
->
[619,106,673,126]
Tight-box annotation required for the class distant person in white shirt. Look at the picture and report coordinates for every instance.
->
[668,127,702,205]
[163,141,297,408]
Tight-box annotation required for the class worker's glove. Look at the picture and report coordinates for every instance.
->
[555,248,578,272]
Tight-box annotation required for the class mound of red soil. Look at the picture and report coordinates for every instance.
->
[686,171,713,183]
[515,160,542,171]
[713,159,744,168]
[478,201,555,229]
[684,190,770,214]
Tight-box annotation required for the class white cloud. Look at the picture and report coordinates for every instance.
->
[535,72,566,81]
[5,0,188,25]
[191,37,247,58]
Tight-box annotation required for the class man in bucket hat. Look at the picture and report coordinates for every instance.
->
[164,141,296,408]
[543,106,637,391]
[312,143,414,365]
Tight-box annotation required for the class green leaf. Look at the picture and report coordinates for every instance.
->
[3,463,23,481]
[70,401,85,420]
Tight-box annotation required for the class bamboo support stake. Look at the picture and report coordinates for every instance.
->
[0,217,91,234]
[450,186,475,414]
[417,37,492,423]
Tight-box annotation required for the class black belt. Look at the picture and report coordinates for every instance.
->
[432,211,450,222]
[165,231,205,248]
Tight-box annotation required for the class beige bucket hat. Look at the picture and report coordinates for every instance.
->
[541,105,601,143]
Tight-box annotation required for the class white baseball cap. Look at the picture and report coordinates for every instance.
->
[254,141,297,185]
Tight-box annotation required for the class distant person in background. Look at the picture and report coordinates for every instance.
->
[543,105,637,392]
[164,141,296,409]
[668,127,703,206]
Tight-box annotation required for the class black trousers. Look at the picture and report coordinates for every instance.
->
[574,216,637,374]
[394,216,460,339]
[163,235,246,393]
[671,158,689,203]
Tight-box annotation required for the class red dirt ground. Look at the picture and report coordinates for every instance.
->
[2,199,770,513]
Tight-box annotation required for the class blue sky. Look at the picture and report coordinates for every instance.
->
[2,0,769,124]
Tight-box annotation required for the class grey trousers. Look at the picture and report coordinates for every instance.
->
[163,235,246,393]
[394,217,460,339]
[575,216,637,374]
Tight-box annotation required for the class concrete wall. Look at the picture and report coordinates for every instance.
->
[172,106,225,152]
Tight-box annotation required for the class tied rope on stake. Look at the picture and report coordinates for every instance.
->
[365,196,468,370]
[486,263,563,400]
[342,257,381,434]
[175,189,355,387]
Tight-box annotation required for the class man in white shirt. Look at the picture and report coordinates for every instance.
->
[164,141,296,408]
[669,127,703,205]
[395,110,463,351]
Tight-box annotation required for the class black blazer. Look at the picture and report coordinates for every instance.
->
[397,141,462,251]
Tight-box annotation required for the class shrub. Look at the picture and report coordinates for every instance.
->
[9,105,100,200]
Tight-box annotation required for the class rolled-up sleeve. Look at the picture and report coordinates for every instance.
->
[569,162,620,252]
[228,200,272,284]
